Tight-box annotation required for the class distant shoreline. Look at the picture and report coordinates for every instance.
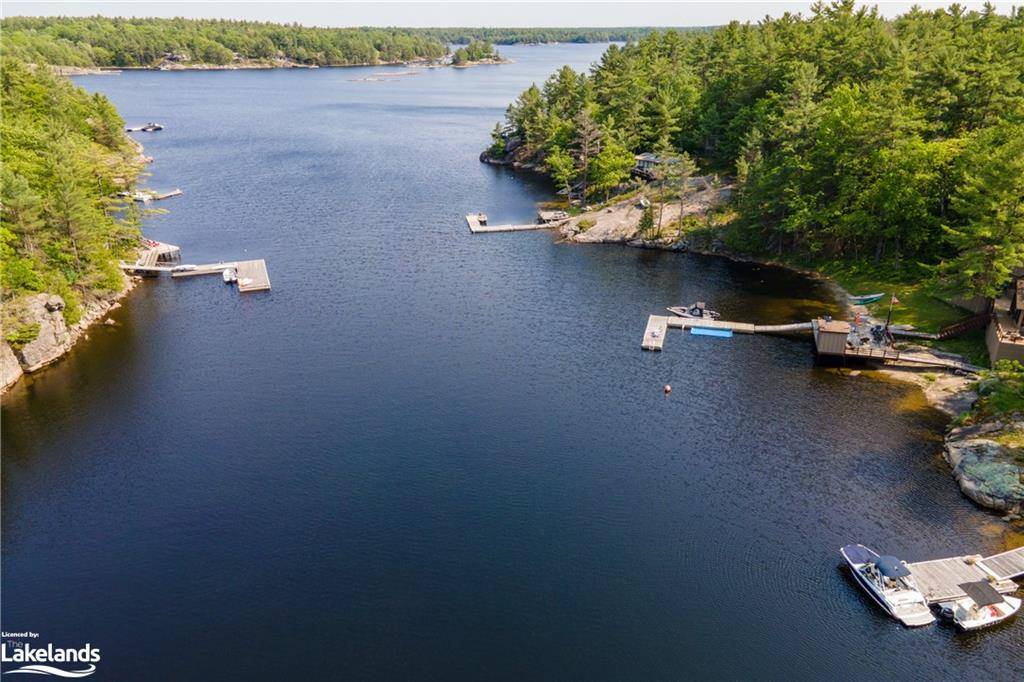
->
[53,56,513,76]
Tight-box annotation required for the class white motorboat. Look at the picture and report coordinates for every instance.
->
[667,302,721,320]
[939,581,1021,631]
[222,268,237,283]
[840,544,935,627]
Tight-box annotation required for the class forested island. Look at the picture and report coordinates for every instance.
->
[488,1,1023,312]
[1,57,145,387]
[0,17,449,68]
[451,40,505,66]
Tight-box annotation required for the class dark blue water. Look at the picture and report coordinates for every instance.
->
[3,44,1022,680]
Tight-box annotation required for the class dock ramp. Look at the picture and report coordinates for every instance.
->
[981,546,1024,581]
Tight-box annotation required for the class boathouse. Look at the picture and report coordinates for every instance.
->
[813,318,851,356]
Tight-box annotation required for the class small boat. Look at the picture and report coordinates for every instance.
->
[850,293,885,305]
[222,268,237,284]
[126,123,164,132]
[939,581,1021,631]
[840,544,935,627]
[477,212,488,226]
[667,302,721,320]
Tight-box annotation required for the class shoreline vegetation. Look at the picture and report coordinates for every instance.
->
[481,1,1023,518]
[1,58,149,393]
[0,17,513,72]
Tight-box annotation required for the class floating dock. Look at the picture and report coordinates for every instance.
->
[907,546,1024,604]
[641,315,669,350]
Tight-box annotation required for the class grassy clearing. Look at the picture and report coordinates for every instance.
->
[814,261,966,330]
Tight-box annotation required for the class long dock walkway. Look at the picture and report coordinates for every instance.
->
[640,313,981,372]
[466,214,557,233]
[641,314,812,349]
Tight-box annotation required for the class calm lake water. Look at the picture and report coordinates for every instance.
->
[3,44,1022,679]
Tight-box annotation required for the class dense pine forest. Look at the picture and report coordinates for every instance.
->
[1,59,143,339]
[498,1,1024,299]
[0,17,448,67]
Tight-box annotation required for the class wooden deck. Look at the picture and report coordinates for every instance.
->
[236,259,271,292]
[466,214,553,234]
[122,240,180,273]
[842,345,981,372]
[981,546,1024,581]
[907,555,1019,604]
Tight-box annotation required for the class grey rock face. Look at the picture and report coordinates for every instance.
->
[16,294,73,372]
[0,342,23,391]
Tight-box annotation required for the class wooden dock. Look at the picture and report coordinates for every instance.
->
[641,314,813,350]
[642,313,983,371]
[466,214,557,234]
[907,551,1022,604]
[121,238,271,293]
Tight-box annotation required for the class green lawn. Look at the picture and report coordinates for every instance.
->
[810,261,991,367]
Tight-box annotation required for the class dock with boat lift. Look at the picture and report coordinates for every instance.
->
[906,546,1024,604]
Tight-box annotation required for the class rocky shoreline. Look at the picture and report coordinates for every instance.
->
[1,276,137,393]
[2,132,151,396]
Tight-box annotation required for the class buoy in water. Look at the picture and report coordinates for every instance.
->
[663,384,672,394]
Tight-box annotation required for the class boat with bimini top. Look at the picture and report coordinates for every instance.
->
[840,544,935,627]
